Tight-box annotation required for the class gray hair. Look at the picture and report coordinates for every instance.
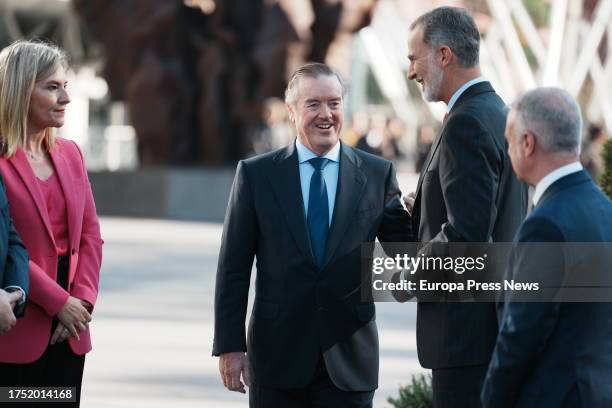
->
[513,87,582,155]
[284,62,346,106]
[410,7,480,68]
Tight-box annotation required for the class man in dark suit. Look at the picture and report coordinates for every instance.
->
[482,88,612,407]
[0,176,28,334]
[213,62,410,407]
[401,7,527,407]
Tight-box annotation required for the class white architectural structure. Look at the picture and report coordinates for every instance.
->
[359,0,612,134]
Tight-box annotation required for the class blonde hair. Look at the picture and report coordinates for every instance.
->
[0,40,68,157]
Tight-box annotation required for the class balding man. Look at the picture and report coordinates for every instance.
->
[482,88,612,407]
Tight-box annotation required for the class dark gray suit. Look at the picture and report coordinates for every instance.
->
[482,170,612,407]
[410,82,527,406]
[213,142,410,405]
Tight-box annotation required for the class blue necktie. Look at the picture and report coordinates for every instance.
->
[307,157,329,268]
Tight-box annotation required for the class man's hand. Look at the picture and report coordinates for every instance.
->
[0,289,20,334]
[402,192,416,215]
[57,296,92,341]
[219,352,252,393]
[6,289,23,308]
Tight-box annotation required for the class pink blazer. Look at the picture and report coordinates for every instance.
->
[0,138,103,363]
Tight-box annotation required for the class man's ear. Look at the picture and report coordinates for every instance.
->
[523,131,536,157]
[440,45,453,68]
[286,103,295,123]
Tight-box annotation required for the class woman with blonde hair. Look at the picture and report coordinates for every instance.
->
[0,40,103,407]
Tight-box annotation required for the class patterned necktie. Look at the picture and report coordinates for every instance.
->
[307,157,329,268]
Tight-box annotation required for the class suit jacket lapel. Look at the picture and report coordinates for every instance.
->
[414,82,496,199]
[8,149,56,246]
[412,127,444,239]
[413,81,498,238]
[322,144,366,268]
[268,143,315,264]
[49,146,76,248]
[414,126,444,197]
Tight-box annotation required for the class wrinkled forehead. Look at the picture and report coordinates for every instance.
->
[296,74,344,100]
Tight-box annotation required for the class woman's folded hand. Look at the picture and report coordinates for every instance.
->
[57,296,92,340]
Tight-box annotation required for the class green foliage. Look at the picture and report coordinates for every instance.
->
[522,0,549,26]
[599,138,612,198]
[387,374,433,408]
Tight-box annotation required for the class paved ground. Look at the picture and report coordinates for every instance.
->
[81,171,424,407]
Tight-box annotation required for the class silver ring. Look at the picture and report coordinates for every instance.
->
[63,328,69,334]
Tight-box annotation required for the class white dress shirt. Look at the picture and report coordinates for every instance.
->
[447,76,487,112]
[296,139,340,225]
[532,161,583,206]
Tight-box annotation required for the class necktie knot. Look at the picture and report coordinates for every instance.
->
[309,157,329,171]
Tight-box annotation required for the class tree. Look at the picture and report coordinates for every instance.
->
[599,138,612,198]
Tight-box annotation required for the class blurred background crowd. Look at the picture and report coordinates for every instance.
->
[1,0,610,181]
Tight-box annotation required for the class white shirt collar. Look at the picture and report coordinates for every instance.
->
[296,139,341,164]
[532,161,583,206]
[447,76,487,112]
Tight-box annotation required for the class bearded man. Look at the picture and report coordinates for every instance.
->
[401,7,527,407]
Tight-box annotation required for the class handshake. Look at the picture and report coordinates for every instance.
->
[402,192,416,215]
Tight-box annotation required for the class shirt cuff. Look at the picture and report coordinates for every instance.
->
[4,286,26,304]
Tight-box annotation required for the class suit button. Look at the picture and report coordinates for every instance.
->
[71,248,76,255]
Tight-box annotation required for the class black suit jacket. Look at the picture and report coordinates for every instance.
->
[482,170,612,407]
[213,142,410,391]
[411,82,527,368]
[0,176,28,317]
